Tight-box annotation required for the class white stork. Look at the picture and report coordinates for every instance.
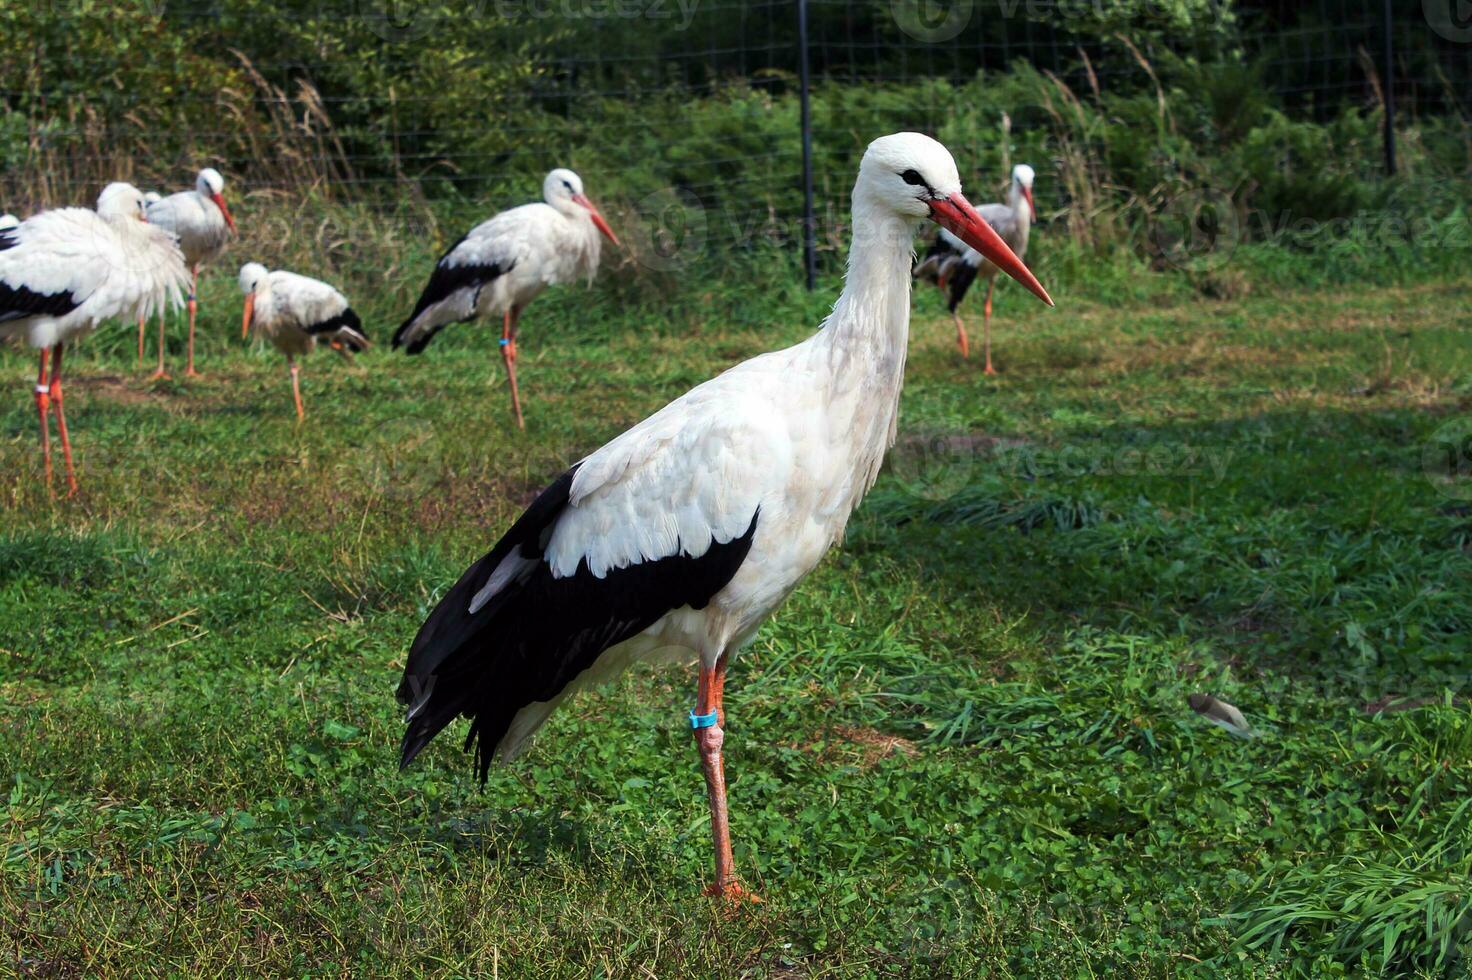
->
[390,168,620,429]
[239,262,370,421]
[913,163,1036,373]
[395,133,1053,900]
[140,168,237,378]
[0,183,188,495]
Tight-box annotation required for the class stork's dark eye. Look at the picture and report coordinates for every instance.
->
[564,180,574,191]
[899,169,925,186]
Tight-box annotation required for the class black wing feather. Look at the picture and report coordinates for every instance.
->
[0,281,80,324]
[912,232,980,312]
[305,307,370,352]
[392,234,513,354]
[0,228,83,323]
[397,466,759,780]
[944,260,979,312]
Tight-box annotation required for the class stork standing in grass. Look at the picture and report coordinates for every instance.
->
[395,134,1053,899]
[0,183,188,495]
[135,191,162,364]
[391,168,620,429]
[140,168,237,379]
[239,263,369,422]
[913,163,1036,373]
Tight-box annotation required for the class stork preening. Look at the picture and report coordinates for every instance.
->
[395,134,1053,899]
[914,163,1036,373]
[239,263,370,421]
[140,168,237,378]
[0,183,188,495]
[391,168,620,429]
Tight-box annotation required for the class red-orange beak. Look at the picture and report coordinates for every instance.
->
[241,292,255,339]
[1022,186,1037,222]
[571,193,619,246]
[928,193,1052,306]
[212,192,237,234]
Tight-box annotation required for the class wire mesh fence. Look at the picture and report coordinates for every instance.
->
[1,0,1467,265]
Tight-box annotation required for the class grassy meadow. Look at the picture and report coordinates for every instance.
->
[1,239,1471,976]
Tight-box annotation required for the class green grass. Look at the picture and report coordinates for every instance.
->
[1,250,1471,977]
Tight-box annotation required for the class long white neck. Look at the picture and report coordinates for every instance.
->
[554,203,602,281]
[811,189,920,504]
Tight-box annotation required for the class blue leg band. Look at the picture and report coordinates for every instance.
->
[689,709,718,730]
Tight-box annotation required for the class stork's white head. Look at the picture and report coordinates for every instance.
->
[197,168,226,196]
[543,168,583,205]
[239,262,269,338]
[857,133,1052,306]
[238,262,268,295]
[542,167,620,246]
[1011,163,1037,221]
[97,182,149,223]
[856,132,963,222]
[195,167,237,233]
[143,191,162,205]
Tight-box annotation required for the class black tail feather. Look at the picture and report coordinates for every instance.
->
[306,307,370,351]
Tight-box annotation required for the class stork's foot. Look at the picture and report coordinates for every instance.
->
[703,880,763,905]
[148,369,172,382]
[184,369,204,380]
[983,365,998,376]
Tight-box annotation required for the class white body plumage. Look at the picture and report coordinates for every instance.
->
[145,169,234,269]
[0,183,189,350]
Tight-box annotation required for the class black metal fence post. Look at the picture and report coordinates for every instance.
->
[1382,0,1396,176]
[798,0,817,290]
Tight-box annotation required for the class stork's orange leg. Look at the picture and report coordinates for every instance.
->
[501,307,524,431]
[289,358,305,422]
[693,654,760,904]
[982,280,997,376]
[137,312,146,367]
[49,342,78,496]
[34,349,53,495]
[184,265,202,378]
[954,312,969,359]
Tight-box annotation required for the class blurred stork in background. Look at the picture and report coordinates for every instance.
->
[394,134,1052,900]
[239,263,369,422]
[914,163,1036,373]
[391,168,620,429]
[0,183,188,495]
[141,168,237,379]
[136,191,162,364]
